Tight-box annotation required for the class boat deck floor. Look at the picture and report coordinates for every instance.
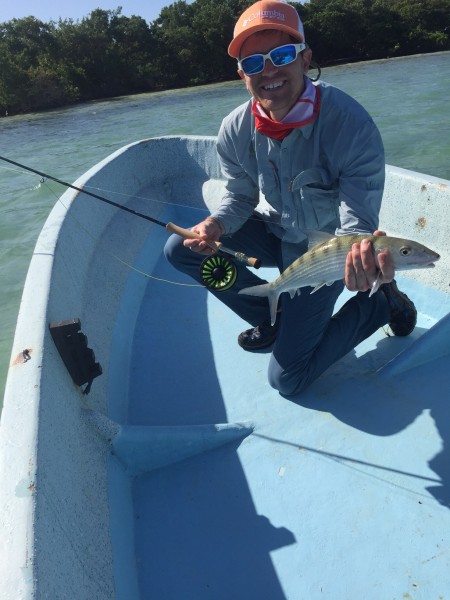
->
[112,226,450,599]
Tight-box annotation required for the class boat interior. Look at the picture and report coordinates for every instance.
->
[3,136,449,598]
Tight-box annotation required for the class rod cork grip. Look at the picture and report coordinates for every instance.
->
[166,222,261,268]
[166,222,221,251]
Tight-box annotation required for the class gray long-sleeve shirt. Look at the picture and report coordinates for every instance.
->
[211,80,385,264]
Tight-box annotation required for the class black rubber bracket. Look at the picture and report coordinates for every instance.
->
[49,318,102,394]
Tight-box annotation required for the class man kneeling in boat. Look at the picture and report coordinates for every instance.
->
[164,0,416,396]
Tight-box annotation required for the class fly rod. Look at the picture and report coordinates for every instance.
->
[0,155,261,269]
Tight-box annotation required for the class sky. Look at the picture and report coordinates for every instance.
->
[0,0,181,25]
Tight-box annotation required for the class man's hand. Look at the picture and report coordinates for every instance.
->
[183,217,223,255]
[345,230,395,292]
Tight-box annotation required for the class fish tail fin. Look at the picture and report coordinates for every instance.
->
[268,292,280,326]
[239,283,271,298]
[239,284,280,326]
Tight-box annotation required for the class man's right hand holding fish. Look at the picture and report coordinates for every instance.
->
[344,231,395,293]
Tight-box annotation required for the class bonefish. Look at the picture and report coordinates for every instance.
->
[239,234,440,326]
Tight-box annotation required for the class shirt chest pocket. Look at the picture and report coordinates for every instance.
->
[290,168,339,230]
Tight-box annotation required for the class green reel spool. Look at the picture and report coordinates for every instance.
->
[200,254,238,291]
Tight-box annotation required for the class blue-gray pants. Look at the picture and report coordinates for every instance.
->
[164,216,390,396]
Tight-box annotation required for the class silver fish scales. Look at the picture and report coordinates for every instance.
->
[239,234,440,325]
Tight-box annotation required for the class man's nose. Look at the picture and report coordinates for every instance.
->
[262,58,278,74]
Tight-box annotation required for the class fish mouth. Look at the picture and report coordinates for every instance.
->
[419,253,440,267]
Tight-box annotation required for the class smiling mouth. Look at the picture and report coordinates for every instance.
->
[262,80,285,91]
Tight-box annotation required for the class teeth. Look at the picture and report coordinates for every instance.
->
[263,81,284,90]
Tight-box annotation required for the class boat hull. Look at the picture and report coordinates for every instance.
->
[1,136,449,599]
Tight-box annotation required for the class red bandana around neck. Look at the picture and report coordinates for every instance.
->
[252,78,320,141]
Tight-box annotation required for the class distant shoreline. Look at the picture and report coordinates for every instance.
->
[2,50,449,120]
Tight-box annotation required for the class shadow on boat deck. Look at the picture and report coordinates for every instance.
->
[133,443,296,598]
[287,333,450,511]
[127,255,297,598]
[120,244,450,597]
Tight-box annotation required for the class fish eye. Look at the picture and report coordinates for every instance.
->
[400,246,411,256]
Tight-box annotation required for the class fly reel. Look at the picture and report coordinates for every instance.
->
[200,254,238,291]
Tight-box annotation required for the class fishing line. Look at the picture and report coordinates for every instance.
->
[0,155,261,271]
[0,163,206,219]
[2,162,212,220]
[42,181,205,287]
[1,159,287,239]
[70,184,215,218]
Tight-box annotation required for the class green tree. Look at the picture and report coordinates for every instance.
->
[151,1,198,88]
[393,0,450,53]
[0,17,70,112]
[0,39,25,113]
[0,0,448,115]
[189,0,245,83]
[109,14,157,91]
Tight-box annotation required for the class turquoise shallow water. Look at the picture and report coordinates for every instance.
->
[0,51,449,405]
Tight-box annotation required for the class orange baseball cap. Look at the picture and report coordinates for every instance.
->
[228,0,305,58]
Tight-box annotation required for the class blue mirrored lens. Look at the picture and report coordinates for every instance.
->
[241,55,264,75]
[241,44,298,75]
[271,45,297,66]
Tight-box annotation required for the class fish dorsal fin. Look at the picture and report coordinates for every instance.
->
[304,230,335,250]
